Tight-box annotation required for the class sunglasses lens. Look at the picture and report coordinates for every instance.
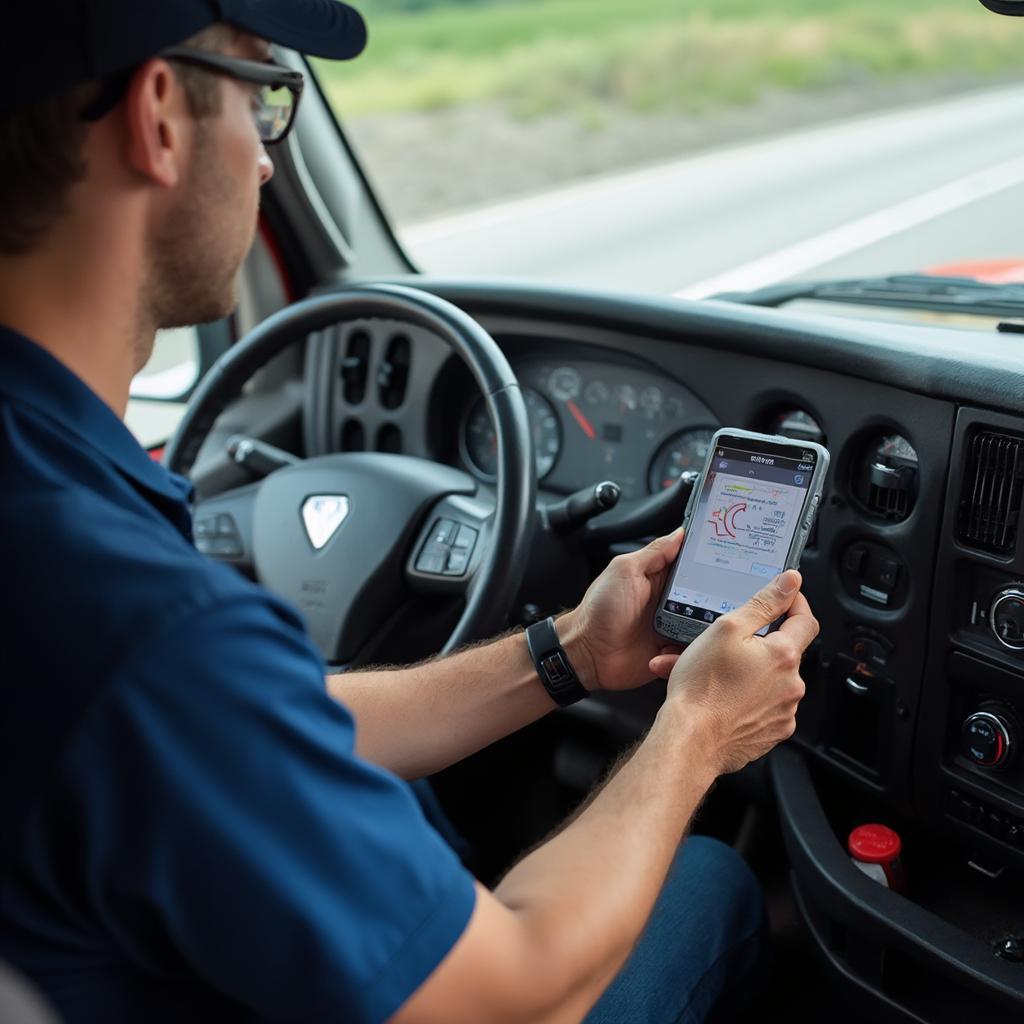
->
[255,85,294,142]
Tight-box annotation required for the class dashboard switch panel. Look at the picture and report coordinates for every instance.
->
[839,540,907,608]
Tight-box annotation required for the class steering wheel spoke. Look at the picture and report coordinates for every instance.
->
[192,482,259,574]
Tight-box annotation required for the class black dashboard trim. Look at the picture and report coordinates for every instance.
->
[773,746,1024,1018]
[362,276,1024,415]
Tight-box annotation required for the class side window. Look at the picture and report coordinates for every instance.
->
[124,223,290,450]
[132,327,200,401]
[127,328,201,450]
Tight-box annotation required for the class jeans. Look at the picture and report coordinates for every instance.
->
[584,836,768,1024]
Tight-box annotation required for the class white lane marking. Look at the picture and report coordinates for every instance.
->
[401,83,1024,249]
[675,153,1024,299]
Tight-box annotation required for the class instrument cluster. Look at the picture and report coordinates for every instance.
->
[459,358,718,500]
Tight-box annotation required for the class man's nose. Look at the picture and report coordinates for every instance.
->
[258,146,274,186]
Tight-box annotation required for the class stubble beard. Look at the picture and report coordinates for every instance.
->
[140,120,257,363]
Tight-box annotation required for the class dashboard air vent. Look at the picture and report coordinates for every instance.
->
[377,424,402,454]
[340,419,365,452]
[864,465,912,520]
[378,335,411,410]
[852,434,917,523]
[957,431,1024,554]
[341,330,371,404]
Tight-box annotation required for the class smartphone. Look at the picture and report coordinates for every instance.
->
[654,427,829,644]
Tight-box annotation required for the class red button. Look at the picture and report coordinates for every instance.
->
[848,824,902,864]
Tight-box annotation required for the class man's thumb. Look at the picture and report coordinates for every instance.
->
[729,570,801,634]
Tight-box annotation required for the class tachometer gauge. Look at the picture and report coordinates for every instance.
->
[462,388,562,481]
[614,384,638,414]
[548,367,582,402]
[640,386,664,417]
[648,427,717,493]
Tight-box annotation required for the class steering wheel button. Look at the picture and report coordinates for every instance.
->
[421,538,450,559]
[433,518,458,545]
[197,536,242,558]
[416,552,447,575]
[445,549,471,575]
[194,518,215,539]
[215,514,238,537]
[453,525,478,551]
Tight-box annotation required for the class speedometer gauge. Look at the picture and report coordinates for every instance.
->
[648,428,717,493]
[462,388,562,481]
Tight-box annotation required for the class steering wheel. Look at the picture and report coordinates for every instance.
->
[163,284,536,666]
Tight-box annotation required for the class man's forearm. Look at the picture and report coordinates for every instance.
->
[327,614,591,779]
[493,702,715,1020]
[391,700,718,1024]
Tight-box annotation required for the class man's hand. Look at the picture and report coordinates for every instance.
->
[561,529,686,692]
[659,569,819,775]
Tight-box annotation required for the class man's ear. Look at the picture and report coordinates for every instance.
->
[122,59,191,189]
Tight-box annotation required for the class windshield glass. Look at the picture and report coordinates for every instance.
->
[316,0,1024,302]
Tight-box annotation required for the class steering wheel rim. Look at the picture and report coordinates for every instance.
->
[164,283,536,657]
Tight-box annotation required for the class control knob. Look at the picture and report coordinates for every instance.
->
[990,587,1024,650]
[961,704,1017,770]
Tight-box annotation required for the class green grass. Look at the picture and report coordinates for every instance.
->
[315,0,1024,119]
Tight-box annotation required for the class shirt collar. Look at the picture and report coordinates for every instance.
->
[0,325,193,507]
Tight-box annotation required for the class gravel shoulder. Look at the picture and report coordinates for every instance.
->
[343,72,1024,227]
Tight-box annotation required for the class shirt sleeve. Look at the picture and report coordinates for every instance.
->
[41,594,477,1023]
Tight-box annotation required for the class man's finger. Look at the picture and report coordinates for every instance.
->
[631,527,684,576]
[775,592,819,652]
[649,653,681,679]
[726,570,802,636]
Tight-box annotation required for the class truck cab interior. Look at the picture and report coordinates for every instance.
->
[12,3,1024,1021]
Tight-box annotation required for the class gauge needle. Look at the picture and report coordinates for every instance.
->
[566,399,596,440]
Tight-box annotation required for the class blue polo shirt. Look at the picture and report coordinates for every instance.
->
[0,327,476,1022]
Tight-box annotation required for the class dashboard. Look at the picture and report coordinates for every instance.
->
[294,277,1024,1015]
[459,359,718,500]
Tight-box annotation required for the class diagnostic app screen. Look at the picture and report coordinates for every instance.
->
[664,442,815,629]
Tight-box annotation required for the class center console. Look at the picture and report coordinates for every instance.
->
[782,405,1024,1020]
[918,408,1024,870]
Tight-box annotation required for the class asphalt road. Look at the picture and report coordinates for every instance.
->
[399,83,1024,296]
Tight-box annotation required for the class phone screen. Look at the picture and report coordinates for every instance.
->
[663,438,817,631]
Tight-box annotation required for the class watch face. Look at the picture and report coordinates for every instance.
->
[527,618,588,707]
[540,651,573,686]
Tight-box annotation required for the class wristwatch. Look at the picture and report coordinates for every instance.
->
[525,616,590,708]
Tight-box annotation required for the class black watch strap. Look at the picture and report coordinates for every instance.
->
[525,616,590,708]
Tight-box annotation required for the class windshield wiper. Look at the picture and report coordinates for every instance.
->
[714,273,1024,320]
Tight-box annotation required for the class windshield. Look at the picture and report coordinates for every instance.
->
[316,0,1024,304]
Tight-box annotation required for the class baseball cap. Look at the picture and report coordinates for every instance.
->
[978,0,1024,13]
[2,0,367,112]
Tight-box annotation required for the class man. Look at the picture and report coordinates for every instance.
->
[0,2,817,1021]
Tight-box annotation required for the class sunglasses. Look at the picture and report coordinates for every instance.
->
[81,47,305,146]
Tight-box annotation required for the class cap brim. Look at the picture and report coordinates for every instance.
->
[220,0,367,60]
